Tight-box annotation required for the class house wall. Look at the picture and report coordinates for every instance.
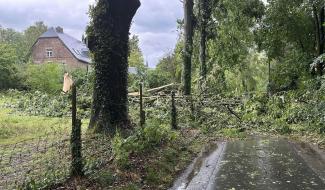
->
[32,38,88,70]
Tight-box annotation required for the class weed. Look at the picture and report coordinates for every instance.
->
[221,128,246,138]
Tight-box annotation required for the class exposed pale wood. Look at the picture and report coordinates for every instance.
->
[147,83,178,93]
[128,83,179,97]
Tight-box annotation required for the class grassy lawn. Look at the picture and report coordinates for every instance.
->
[0,109,71,145]
[0,93,89,145]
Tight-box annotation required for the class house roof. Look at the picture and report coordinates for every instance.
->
[39,27,91,64]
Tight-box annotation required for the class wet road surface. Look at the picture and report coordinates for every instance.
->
[171,137,325,190]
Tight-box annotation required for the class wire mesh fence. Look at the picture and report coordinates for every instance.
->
[0,131,113,189]
[0,87,242,189]
[0,131,71,189]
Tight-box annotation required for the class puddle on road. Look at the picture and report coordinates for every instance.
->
[170,142,222,190]
[186,143,218,185]
[290,140,325,183]
[171,137,325,190]
[213,137,325,190]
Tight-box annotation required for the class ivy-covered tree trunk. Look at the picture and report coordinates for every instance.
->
[183,0,194,95]
[87,0,140,133]
[199,0,210,84]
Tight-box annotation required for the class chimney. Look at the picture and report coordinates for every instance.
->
[56,26,63,33]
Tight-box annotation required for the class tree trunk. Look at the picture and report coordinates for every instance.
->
[183,0,194,95]
[313,5,325,56]
[199,0,210,84]
[88,0,140,134]
[319,6,325,55]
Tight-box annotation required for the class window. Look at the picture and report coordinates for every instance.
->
[46,48,53,58]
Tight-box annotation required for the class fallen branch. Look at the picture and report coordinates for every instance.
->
[224,105,242,121]
[128,83,179,97]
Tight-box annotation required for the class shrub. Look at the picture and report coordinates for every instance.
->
[21,63,65,94]
[146,69,171,88]
[112,120,178,168]
[3,90,90,118]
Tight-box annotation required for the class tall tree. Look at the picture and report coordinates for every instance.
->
[0,22,47,63]
[128,35,145,69]
[198,0,211,84]
[313,3,325,56]
[0,44,19,89]
[0,26,24,63]
[23,22,47,62]
[183,0,195,95]
[204,0,264,94]
[87,0,141,133]
[311,2,325,75]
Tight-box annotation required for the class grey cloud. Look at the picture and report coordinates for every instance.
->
[132,0,183,66]
[0,0,89,38]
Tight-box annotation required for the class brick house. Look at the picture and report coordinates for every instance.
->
[32,27,91,70]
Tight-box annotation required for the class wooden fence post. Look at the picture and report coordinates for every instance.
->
[171,91,177,130]
[139,83,146,126]
[71,85,84,177]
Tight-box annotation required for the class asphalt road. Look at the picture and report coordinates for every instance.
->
[171,137,325,190]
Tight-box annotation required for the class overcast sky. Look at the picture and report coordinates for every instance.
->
[0,0,183,67]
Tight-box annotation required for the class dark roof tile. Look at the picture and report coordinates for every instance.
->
[39,27,91,64]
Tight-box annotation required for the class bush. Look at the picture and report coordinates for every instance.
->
[0,44,21,90]
[146,69,171,88]
[3,90,91,118]
[112,120,178,168]
[20,63,65,94]
[243,89,325,135]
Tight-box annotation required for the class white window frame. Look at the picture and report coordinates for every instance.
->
[46,48,53,58]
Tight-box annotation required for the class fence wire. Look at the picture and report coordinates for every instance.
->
[0,93,242,189]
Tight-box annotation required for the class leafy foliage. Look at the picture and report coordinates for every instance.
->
[243,86,325,136]
[0,22,47,63]
[2,90,91,119]
[0,44,20,90]
[21,63,65,94]
[112,120,178,168]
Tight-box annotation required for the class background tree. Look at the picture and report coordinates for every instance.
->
[0,22,47,63]
[0,26,24,63]
[127,35,146,91]
[128,35,145,69]
[22,22,47,62]
[198,0,211,84]
[183,0,195,95]
[87,0,141,133]
[0,44,19,89]
[146,40,183,88]
[202,0,265,94]
[258,0,324,87]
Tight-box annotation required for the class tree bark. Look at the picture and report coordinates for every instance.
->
[199,0,210,84]
[319,6,325,55]
[183,0,194,95]
[313,5,325,56]
[88,0,140,134]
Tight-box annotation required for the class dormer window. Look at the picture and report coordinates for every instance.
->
[46,48,53,58]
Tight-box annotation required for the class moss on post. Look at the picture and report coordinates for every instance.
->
[71,85,84,177]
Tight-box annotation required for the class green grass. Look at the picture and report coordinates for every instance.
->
[0,93,89,145]
[220,128,247,139]
[0,109,71,145]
